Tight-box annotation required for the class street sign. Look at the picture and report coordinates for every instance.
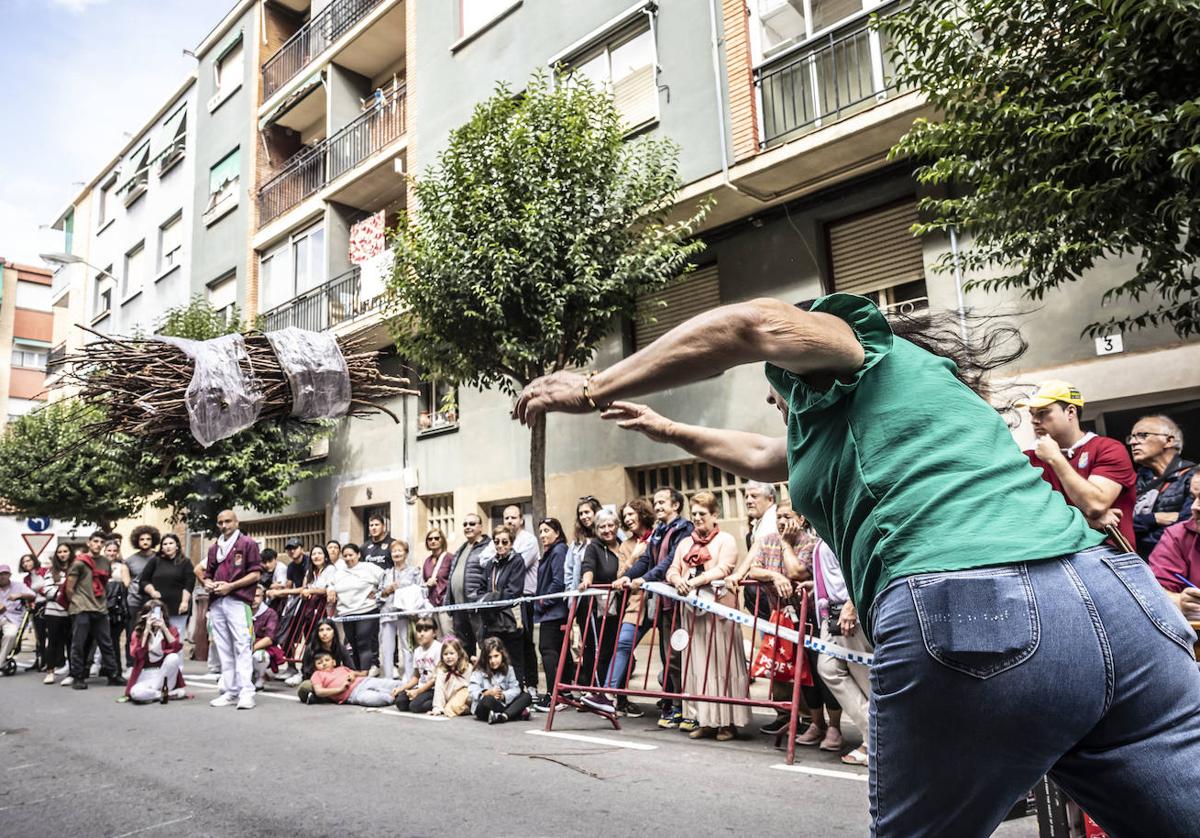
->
[1094,334,1124,356]
[22,533,54,560]
[26,516,51,532]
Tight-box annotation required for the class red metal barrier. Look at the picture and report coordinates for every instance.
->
[279,595,330,664]
[545,582,810,765]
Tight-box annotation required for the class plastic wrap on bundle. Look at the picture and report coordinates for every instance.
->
[263,327,351,420]
[156,333,265,447]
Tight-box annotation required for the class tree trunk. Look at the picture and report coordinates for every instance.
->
[529,411,547,522]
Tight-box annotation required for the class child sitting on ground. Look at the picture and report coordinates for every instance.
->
[251,585,285,690]
[309,650,408,707]
[126,600,187,704]
[468,637,532,724]
[298,618,349,704]
[431,637,471,717]
[392,617,442,712]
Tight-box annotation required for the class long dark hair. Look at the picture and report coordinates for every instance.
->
[475,636,511,674]
[885,307,1027,403]
[573,497,602,543]
[51,543,73,580]
[538,517,566,550]
[302,618,347,677]
[158,534,185,564]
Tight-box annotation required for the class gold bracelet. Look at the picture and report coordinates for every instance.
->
[582,370,599,410]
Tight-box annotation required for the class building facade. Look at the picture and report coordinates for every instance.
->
[40,0,1200,554]
[0,260,53,429]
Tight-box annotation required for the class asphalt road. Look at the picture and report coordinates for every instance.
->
[0,659,1037,837]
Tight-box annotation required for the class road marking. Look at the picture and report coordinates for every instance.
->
[770,764,868,782]
[188,682,299,703]
[374,708,447,722]
[525,730,657,750]
[110,815,194,837]
[4,762,37,771]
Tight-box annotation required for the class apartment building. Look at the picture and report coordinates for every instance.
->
[38,0,1199,552]
[0,260,53,429]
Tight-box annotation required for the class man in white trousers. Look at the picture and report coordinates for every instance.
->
[203,510,263,710]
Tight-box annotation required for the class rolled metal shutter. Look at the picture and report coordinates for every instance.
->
[828,200,925,296]
[634,264,721,351]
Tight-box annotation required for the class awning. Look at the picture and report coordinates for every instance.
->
[259,71,325,131]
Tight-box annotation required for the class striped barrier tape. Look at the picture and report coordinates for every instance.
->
[328,588,606,623]
[641,581,875,667]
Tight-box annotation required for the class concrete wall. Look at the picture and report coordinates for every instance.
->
[190,4,259,300]
[412,0,725,184]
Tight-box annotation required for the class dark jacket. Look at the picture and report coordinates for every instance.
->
[534,542,569,623]
[447,537,491,605]
[479,550,525,634]
[582,539,622,585]
[1134,457,1197,558]
[622,517,695,584]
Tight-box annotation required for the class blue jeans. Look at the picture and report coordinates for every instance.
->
[605,621,649,690]
[868,546,1200,837]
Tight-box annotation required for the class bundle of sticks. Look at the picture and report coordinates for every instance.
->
[56,327,415,441]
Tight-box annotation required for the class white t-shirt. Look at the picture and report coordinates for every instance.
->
[332,562,385,615]
[412,639,442,685]
[309,565,337,590]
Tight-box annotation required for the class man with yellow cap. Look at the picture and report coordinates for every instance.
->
[1017,380,1137,550]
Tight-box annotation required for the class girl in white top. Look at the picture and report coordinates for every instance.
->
[327,543,385,671]
[393,617,442,712]
[377,540,422,680]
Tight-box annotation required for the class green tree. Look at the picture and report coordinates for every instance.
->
[387,73,707,518]
[880,0,1200,336]
[0,401,142,530]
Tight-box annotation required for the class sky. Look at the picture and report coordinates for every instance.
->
[0,0,232,266]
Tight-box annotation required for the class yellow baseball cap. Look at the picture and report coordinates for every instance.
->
[1014,380,1085,409]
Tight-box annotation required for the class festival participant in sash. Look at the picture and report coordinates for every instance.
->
[516,293,1200,837]
[204,510,263,710]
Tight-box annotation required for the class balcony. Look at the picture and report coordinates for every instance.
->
[755,7,906,148]
[263,0,388,99]
[48,342,67,370]
[258,85,406,226]
[257,265,386,332]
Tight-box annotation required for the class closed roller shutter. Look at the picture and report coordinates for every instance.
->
[828,200,925,296]
[634,264,721,351]
[613,63,657,129]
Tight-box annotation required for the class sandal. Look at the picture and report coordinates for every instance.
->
[840,747,869,767]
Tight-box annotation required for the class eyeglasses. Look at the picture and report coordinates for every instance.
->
[1126,431,1172,443]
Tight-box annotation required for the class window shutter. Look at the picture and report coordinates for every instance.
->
[828,200,925,296]
[613,63,657,128]
[634,264,720,351]
[209,148,241,193]
[209,275,236,311]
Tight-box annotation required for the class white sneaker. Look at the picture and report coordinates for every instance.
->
[236,694,256,710]
[43,673,55,685]
[368,665,379,678]
[284,673,302,687]
[89,664,100,677]
[59,676,74,687]
[210,694,236,707]
[54,664,69,676]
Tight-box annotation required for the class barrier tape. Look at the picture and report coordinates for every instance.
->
[641,582,875,667]
[328,589,605,624]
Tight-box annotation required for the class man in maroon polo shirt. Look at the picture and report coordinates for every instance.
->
[204,509,263,709]
[1017,380,1137,550]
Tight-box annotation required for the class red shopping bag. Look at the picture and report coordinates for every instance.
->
[750,608,812,686]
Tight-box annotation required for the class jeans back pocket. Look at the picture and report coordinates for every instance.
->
[1101,552,1198,654]
[908,565,1041,679]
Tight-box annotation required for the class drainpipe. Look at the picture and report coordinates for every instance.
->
[949,226,968,339]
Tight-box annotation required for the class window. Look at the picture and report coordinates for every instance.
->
[158,213,183,274]
[158,106,187,174]
[208,273,237,326]
[121,141,150,206]
[123,242,146,300]
[423,493,456,538]
[633,263,721,351]
[240,510,326,556]
[15,280,52,312]
[489,500,532,532]
[631,459,788,539]
[11,347,48,370]
[204,148,240,224]
[93,266,114,319]
[755,0,875,60]
[417,377,458,433]
[460,0,518,39]
[259,222,326,311]
[212,35,244,105]
[568,25,658,130]
[98,173,118,228]
[826,199,927,312]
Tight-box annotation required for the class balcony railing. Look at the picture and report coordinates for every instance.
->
[262,0,386,98]
[258,86,406,226]
[258,265,386,332]
[48,342,67,370]
[755,7,906,148]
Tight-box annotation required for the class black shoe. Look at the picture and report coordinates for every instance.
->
[760,713,790,735]
[106,675,127,687]
[488,710,508,725]
[72,681,88,690]
[304,692,317,706]
[617,698,645,718]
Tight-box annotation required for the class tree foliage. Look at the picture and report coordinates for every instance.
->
[387,73,708,516]
[881,0,1200,336]
[0,401,142,530]
[0,297,331,535]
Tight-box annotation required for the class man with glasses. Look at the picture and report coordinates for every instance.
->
[446,514,490,657]
[1129,414,1196,559]
[1017,381,1137,550]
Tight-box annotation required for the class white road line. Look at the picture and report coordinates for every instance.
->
[0,783,115,812]
[373,707,447,722]
[187,682,299,703]
[770,764,868,782]
[525,730,658,750]
[4,762,37,771]
[110,815,195,837]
